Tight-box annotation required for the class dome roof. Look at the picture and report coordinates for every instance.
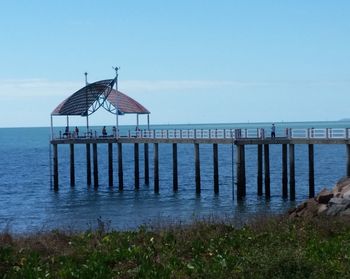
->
[52,78,150,116]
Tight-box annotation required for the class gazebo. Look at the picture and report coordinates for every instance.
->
[50,70,150,138]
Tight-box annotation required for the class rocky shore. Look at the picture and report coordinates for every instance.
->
[289,177,350,218]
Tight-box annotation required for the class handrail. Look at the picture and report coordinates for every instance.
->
[52,128,350,141]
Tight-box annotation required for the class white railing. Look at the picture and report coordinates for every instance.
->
[53,128,350,140]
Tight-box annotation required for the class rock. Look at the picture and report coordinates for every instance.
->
[289,198,319,218]
[325,198,350,216]
[316,188,333,204]
[340,208,350,216]
[332,177,350,195]
[343,189,350,199]
[289,177,350,219]
[328,197,350,206]
[317,204,328,215]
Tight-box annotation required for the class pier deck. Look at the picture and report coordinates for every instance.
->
[50,128,350,200]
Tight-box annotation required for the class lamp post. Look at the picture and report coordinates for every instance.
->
[113,66,120,138]
[85,72,89,136]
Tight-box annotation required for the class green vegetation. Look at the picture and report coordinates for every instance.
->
[1,216,350,278]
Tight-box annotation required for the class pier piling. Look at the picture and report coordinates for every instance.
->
[308,144,315,198]
[195,143,201,194]
[118,143,123,190]
[53,144,58,190]
[86,144,91,186]
[236,145,246,199]
[108,143,113,187]
[144,143,149,185]
[257,145,263,196]
[93,143,98,187]
[154,143,159,193]
[282,144,288,198]
[70,143,75,187]
[213,143,219,193]
[264,144,270,198]
[347,144,350,177]
[289,144,295,200]
[172,143,178,191]
[134,143,139,189]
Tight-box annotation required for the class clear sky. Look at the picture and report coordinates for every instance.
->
[0,0,349,127]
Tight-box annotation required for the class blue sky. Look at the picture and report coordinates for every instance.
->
[0,0,349,127]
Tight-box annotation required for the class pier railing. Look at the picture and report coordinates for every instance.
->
[54,128,350,140]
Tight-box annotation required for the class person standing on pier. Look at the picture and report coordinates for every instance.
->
[102,126,107,137]
[271,123,276,138]
[74,126,79,137]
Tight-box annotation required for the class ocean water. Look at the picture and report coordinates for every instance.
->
[0,121,349,233]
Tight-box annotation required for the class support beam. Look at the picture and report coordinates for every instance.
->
[264,144,270,198]
[257,145,263,196]
[347,144,350,177]
[108,143,113,187]
[93,143,98,187]
[308,144,315,198]
[282,144,288,198]
[289,144,295,200]
[241,145,246,196]
[134,143,139,189]
[172,143,178,191]
[86,144,91,186]
[53,144,58,190]
[144,143,149,185]
[194,143,201,194]
[213,143,219,193]
[236,145,246,199]
[118,143,123,190]
[154,143,159,193]
[70,143,75,187]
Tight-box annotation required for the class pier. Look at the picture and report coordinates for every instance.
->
[49,73,350,200]
[51,127,350,200]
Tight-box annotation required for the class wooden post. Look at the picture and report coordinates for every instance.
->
[53,144,58,190]
[118,143,123,190]
[108,143,113,187]
[93,143,98,187]
[134,143,139,189]
[289,144,295,200]
[236,145,245,199]
[86,144,91,186]
[213,143,219,193]
[144,143,149,185]
[241,145,246,196]
[257,145,263,196]
[154,143,159,193]
[308,144,315,198]
[264,144,270,198]
[195,143,201,194]
[172,143,178,191]
[282,144,288,198]
[70,143,75,187]
[347,144,350,177]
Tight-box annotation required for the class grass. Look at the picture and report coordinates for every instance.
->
[1,216,350,278]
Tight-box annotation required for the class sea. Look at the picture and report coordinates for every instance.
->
[0,121,349,233]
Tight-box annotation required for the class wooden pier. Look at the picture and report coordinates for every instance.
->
[50,127,350,200]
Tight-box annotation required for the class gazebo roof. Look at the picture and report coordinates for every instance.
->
[107,89,150,115]
[52,78,150,116]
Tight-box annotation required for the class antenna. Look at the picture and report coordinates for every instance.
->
[112,66,120,137]
[112,66,120,78]
[84,72,88,85]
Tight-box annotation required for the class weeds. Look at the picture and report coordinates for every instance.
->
[1,216,350,278]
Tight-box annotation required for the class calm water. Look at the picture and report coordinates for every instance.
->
[0,121,349,233]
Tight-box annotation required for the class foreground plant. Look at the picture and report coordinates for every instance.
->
[1,216,350,278]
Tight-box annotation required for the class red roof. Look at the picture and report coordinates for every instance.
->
[107,89,150,114]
